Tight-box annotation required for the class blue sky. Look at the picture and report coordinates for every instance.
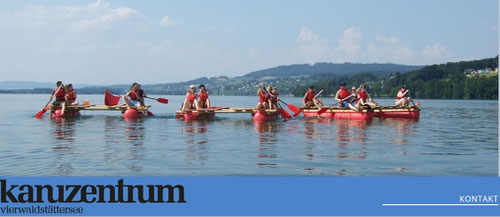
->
[0,0,497,84]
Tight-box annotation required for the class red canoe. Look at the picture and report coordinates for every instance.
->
[302,107,373,121]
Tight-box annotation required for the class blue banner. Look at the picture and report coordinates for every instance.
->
[0,177,498,216]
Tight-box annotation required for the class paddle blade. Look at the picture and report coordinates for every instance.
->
[293,108,302,117]
[35,109,47,118]
[156,98,168,104]
[416,102,421,107]
[175,114,181,119]
[287,104,301,114]
[147,111,154,116]
[278,108,292,119]
[317,107,329,115]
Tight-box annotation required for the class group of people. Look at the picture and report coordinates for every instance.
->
[301,82,412,111]
[256,85,280,110]
[181,84,211,110]
[50,81,78,115]
[48,80,413,113]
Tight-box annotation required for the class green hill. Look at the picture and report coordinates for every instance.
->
[298,56,498,100]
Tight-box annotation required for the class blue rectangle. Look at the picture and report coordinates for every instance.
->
[0,177,498,216]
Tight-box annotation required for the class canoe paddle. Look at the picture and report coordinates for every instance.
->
[278,99,301,115]
[145,96,168,104]
[35,85,63,118]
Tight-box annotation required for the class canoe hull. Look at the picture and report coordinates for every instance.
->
[372,106,420,119]
[51,109,80,119]
[253,111,278,121]
[123,109,148,119]
[303,108,373,121]
[176,110,216,121]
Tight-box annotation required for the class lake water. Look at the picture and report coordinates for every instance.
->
[0,94,497,176]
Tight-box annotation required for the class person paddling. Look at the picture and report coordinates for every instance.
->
[395,85,411,107]
[356,85,378,107]
[182,85,198,110]
[269,87,279,110]
[256,85,270,109]
[61,83,79,115]
[123,83,146,110]
[335,82,358,111]
[303,86,323,109]
[50,81,66,108]
[197,84,211,109]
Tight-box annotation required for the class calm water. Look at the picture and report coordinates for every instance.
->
[0,94,497,176]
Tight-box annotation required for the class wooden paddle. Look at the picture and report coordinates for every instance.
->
[35,85,62,118]
[145,96,168,104]
[317,94,352,115]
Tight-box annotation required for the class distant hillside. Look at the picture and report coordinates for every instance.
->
[243,62,423,79]
[299,56,498,100]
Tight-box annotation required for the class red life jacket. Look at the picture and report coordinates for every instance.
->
[396,89,406,100]
[305,90,316,102]
[54,87,66,101]
[339,88,350,99]
[199,91,208,101]
[259,91,269,103]
[271,92,279,103]
[67,90,76,101]
[359,90,368,101]
[187,92,196,102]
[129,89,143,100]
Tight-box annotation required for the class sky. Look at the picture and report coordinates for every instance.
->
[0,0,498,84]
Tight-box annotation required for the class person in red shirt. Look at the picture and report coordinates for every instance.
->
[356,85,377,107]
[50,81,66,107]
[269,87,279,110]
[197,84,211,109]
[61,83,79,115]
[395,85,411,107]
[256,85,270,109]
[335,82,358,111]
[302,86,323,108]
[123,82,146,109]
[182,85,198,110]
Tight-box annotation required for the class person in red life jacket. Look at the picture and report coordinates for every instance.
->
[50,81,66,107]
[356,84,377,107]
[197,84,211,109]
[182,85,198,110]
[61,83,79,115]
[256,85,270,109]
[335,82,358,111]
[269,87,279,110]
[123,82,146,110]
[395,85,411,107]
[302,86,323,109]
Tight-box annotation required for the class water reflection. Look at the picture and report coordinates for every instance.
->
[124,119,146,172]
[50,118,76,176]
[334,120,370,160]
[182,121,209,164]
[254,121,279,168]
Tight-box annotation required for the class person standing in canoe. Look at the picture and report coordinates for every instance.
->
[303,86,323,108]
[256,85,270,109]
[182,85,198,110]
[50,81,66,108]
[395,85,411,107]
[61,83,79,115]
[335,82,358,111]
[123,82,146,110]
[356,85,378,107]
[197,84,211,109]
